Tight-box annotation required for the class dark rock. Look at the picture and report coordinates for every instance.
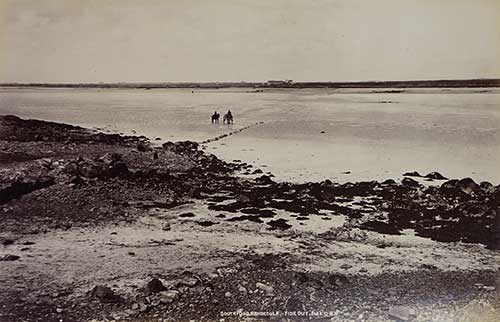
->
[359,221,401,235]
[80,162,103,178]
[259,209,277,218]
[267,219,292,230]
[480,181,494,193]
[381,179,397,185]
[144,278,167,294]
[179,212,196,218]
[163,141,199,154]
[107,160,130,177]
[252,169,263,174]
[1,238,15,246]
[90,285,122,303]
[457,178,481,195]
[240,207,261,214]
[440,179,459,193]
[227,215,264,223]
[425,172,447,180]
[255,175,274,185]
[0,254,20,261]
[197,221,216,227]
[0,176,55,204]
[99,152,122,164]
[137,141,150,152]
[328,274,349,287]
[403,171,422,177]
[401,177,421,188]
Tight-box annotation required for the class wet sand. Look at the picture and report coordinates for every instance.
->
[2,87,499,183]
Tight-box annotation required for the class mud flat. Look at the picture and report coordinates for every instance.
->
[0,115,499,322]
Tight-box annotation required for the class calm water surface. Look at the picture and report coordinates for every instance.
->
[1,87,499,183]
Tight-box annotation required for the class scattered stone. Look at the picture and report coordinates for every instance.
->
[177,277,198,287]
[159,290,179,303]
[255,282,274,294]
[388,305,417,321]
[0,254,20,261]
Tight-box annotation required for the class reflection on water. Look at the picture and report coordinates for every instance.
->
[1,87,499,183]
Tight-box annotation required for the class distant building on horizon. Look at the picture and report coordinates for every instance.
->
[266,79,293,86]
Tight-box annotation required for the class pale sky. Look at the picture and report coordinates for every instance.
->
[1,0,499,83]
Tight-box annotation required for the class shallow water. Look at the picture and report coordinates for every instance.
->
[1,87,499,183]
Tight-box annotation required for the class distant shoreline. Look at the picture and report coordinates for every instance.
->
[1,78,500,89]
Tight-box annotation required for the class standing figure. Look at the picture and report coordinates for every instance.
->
[211,111,220,124]
[223,110,233,124]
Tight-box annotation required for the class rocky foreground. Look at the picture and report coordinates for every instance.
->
[0,115,499,322]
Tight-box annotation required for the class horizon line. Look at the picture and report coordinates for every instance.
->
[1,77,500,85]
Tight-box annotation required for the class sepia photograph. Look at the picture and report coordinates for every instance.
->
[0,1,499,321]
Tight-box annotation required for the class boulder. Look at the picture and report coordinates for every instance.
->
[137,141,150,152]
[388,305,417,321]
[401,177,421,188]
[381,179,397,185]
[255,282,274,294]
[457,178,481,195]
[255,175,275,185]
[107,160,130,177]
[159,290,179,304]
[90,285,122,303]
[424,172,447,180]
[479,181,494,193]
[144,277,167,294]
[402,171,421,177]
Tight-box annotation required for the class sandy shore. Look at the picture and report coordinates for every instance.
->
[1,115,499,322]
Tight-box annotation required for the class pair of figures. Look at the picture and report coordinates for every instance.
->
[212,110,233,124]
